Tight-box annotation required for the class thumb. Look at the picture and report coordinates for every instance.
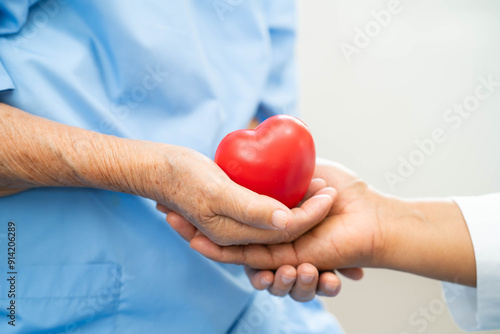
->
[215,182,293,231]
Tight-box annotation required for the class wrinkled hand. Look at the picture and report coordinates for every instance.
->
[154,147,335,246]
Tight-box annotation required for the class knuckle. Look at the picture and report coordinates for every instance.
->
[200,170,230,202]
[203,178,224,202]
[278,229,295,244]
[269,289,286,297]
[345,178,369,201]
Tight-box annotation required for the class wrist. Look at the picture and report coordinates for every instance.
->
[66,132,170,200]
[374,196,425,269]
[376,196,476,286]
[370,194,409,268]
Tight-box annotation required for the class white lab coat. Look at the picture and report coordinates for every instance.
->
[443,194,500,330]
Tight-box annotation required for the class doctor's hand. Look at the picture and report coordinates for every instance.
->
[240,163,367,301]
[244,264,363,302]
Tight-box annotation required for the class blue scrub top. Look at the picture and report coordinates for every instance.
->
[0,1,344,333]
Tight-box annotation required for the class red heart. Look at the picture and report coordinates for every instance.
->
[215,115,316,208]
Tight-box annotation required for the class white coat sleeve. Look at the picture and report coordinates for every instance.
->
[442,193,500,331]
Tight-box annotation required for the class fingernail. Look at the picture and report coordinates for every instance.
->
[281,275,295,285]
[324,282,337,294]
[272,210,288,230]
[261,277,272,286]
[300,273,315,284]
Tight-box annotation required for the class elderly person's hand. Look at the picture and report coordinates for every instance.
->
[0,103,334,246]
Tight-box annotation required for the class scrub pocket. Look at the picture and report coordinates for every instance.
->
[0,263,121,333]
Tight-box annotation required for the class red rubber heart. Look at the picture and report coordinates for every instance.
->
[215,115,316,208]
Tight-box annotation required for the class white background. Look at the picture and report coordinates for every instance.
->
[297,0,500,333]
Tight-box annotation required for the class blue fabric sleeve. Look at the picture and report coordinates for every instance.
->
[256,0,300,120]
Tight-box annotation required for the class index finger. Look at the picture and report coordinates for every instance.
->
[190,236,297,269]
